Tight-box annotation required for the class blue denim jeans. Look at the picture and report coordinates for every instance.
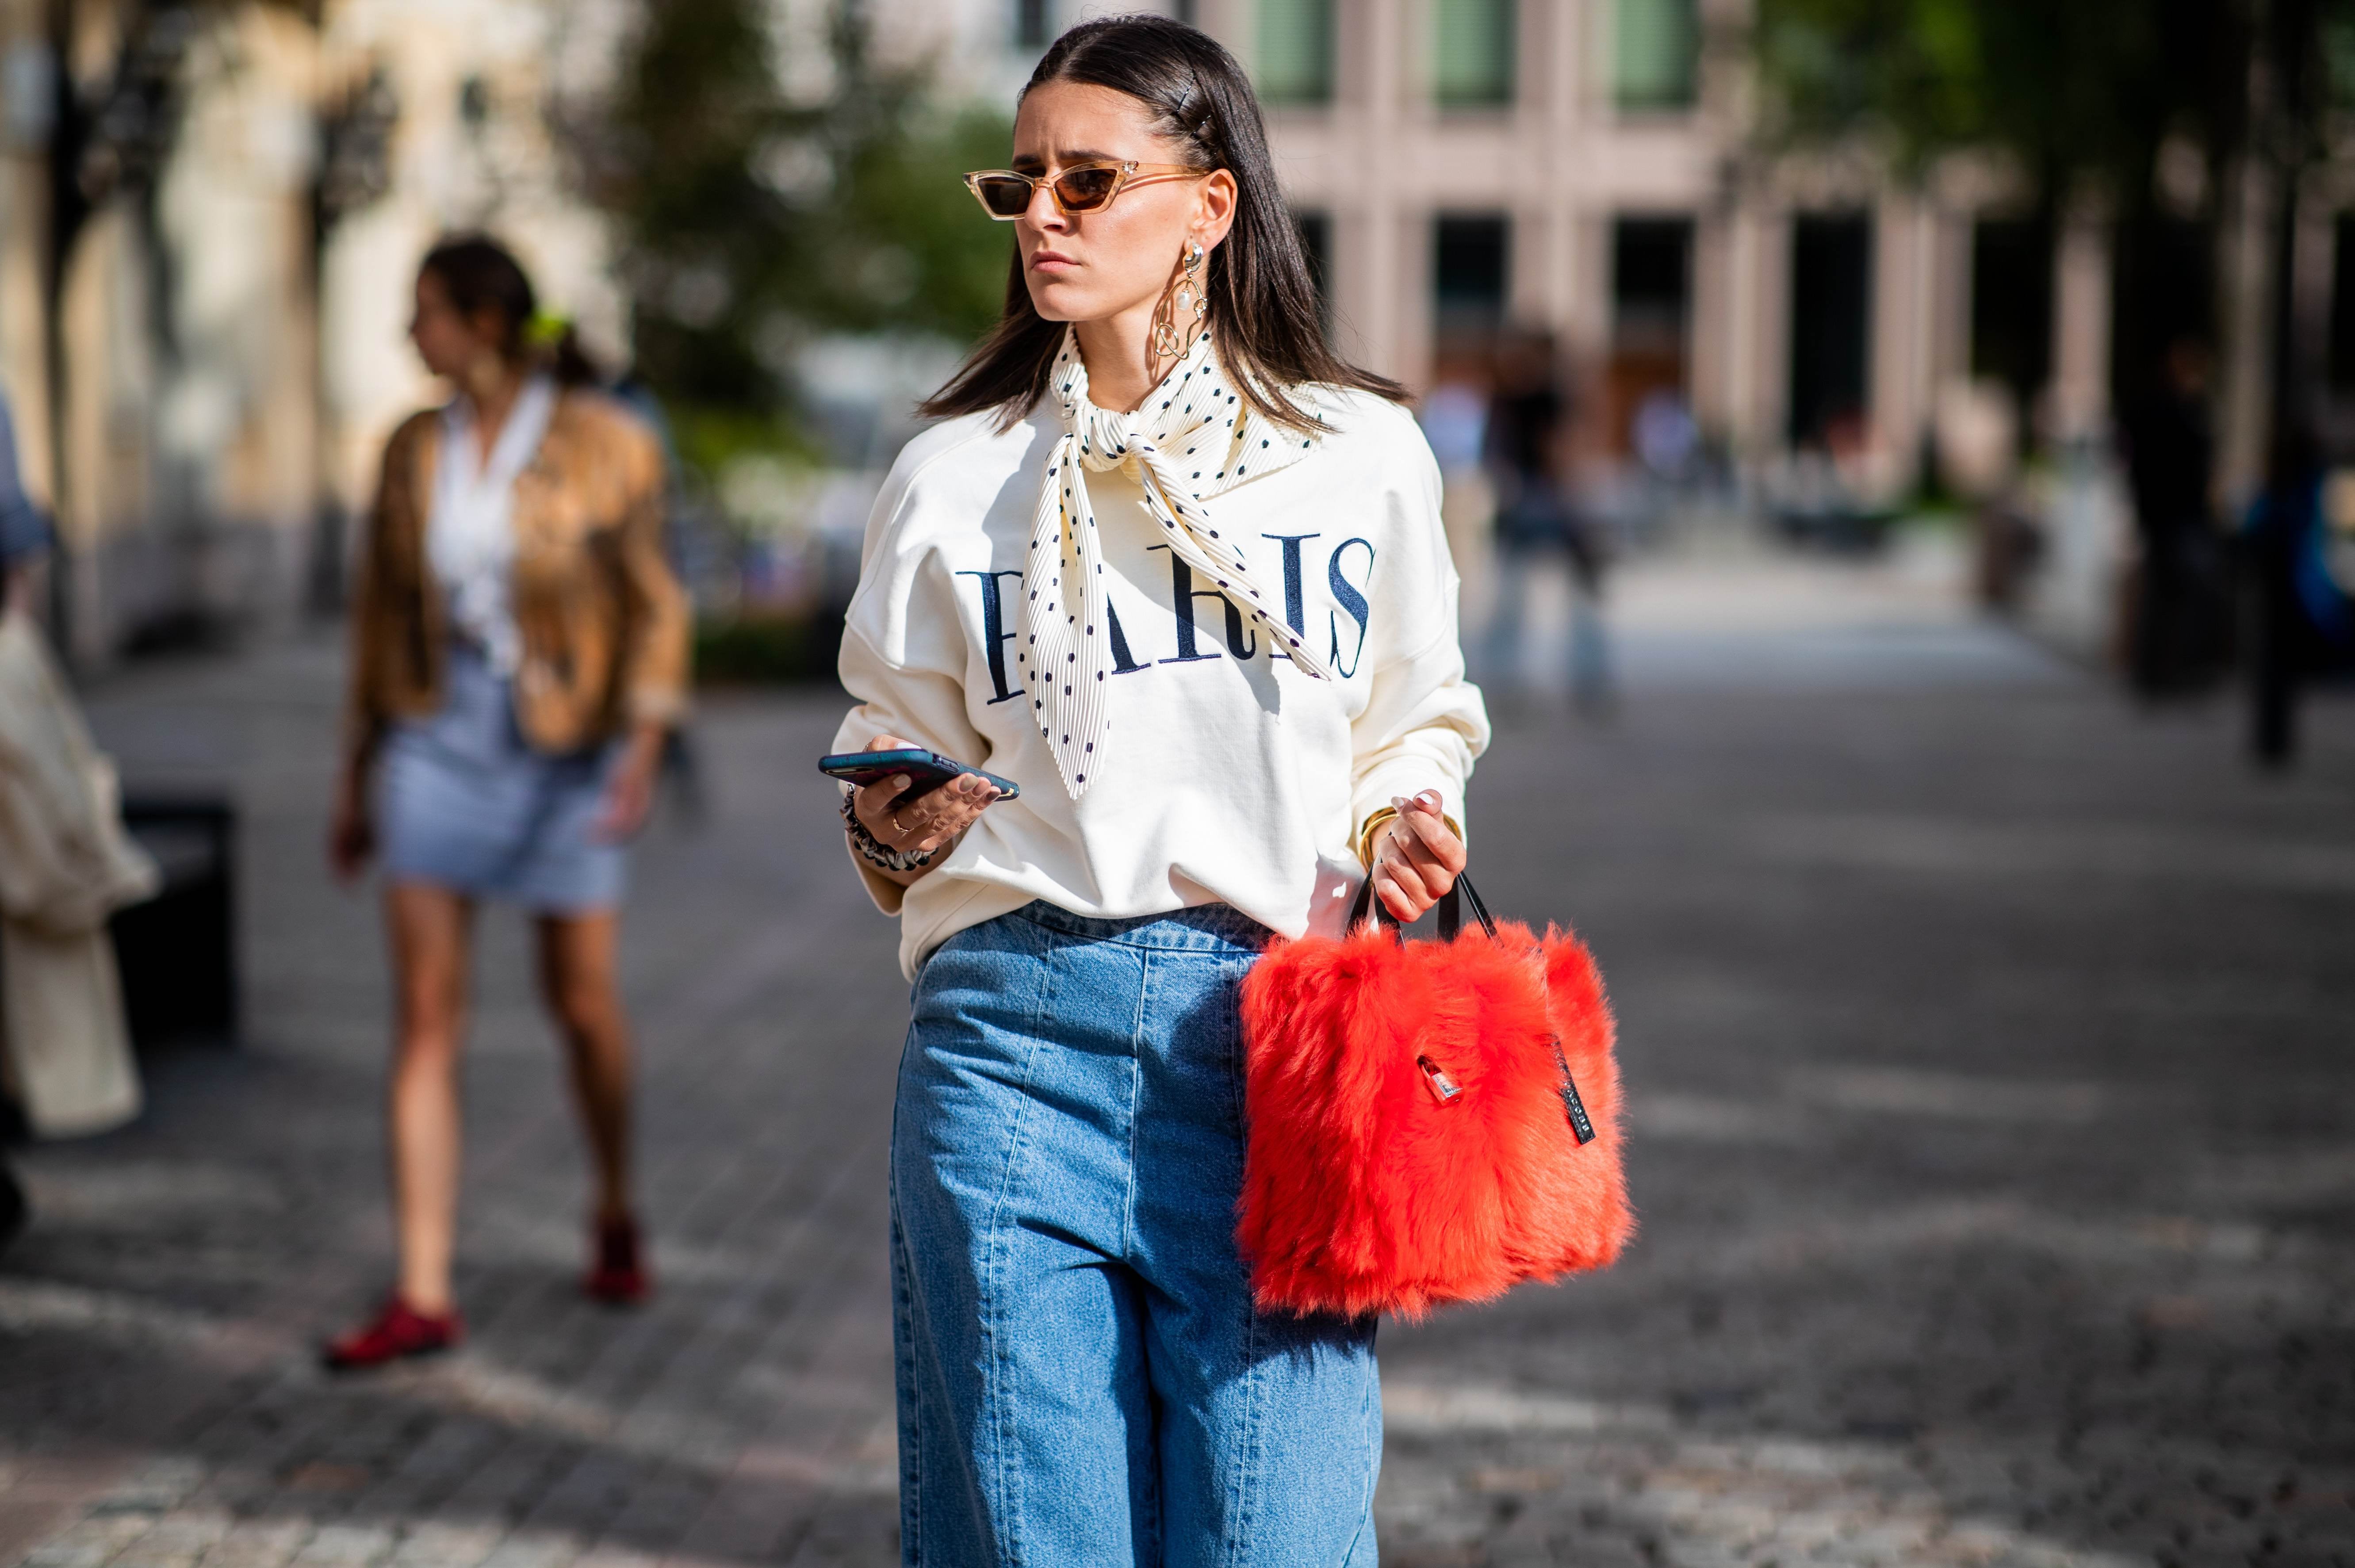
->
[891,901,1381,1568]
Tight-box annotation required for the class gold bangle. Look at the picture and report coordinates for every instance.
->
[1357,805,1463,868]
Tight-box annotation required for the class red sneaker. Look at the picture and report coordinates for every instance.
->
[585,1216,651,1305]
[322,1297,461,1370]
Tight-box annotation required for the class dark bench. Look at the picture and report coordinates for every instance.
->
[111,795,238,1047]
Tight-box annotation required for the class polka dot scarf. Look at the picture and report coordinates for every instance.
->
[1018,327,1329,799]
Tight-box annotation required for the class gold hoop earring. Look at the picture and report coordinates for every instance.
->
[1153,241,1208,359]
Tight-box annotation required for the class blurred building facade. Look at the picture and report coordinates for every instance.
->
[0,0,633,664]
[2,0,2349,662]
[1195,0,2124,494]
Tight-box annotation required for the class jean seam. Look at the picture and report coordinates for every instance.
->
[1353,1338,1382,1562]
[1222,1296,1267,1568]
[979,917,1056,1568]
[1225,953,1253,1137]
[1122,947,1155,1263]
[888,1195,924,1566]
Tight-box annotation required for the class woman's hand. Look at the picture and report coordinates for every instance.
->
[594,724,666,842]
[328,762,375,884]
[1369,789,1467,922]
[851,734,1000,884]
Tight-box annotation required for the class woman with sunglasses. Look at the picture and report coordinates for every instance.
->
[834,16,1487,1564]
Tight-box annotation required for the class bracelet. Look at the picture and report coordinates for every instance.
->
[1356,804,1465,868]
[841,789,934,873]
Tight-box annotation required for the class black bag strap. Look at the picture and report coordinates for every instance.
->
[1344,870,1498,944]
[1343,867,1593,1145]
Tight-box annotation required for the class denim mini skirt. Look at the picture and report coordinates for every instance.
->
[377,644,624,913]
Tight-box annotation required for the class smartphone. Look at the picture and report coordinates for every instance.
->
[819,748,1020,807]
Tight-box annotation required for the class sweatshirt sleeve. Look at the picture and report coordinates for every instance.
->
[832,441,992,915]
[1346,408,1491,850]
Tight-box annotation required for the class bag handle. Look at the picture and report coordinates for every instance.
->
[1346,866,1595,1147]
[1345,869,1498,944]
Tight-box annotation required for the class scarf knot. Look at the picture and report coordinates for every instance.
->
[1016,329,1328,799]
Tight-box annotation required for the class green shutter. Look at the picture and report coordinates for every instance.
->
[1434,0,1515,107]
[1257,0,1334,106]
[1613,0,1697,112]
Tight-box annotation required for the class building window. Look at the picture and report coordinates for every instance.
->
[1970,217,2053,421]
[1434,0,1515,108]
[1613,217,1691,341]
[1435,214,1510,337]
[1015,0,1050,49]
[1257,0,1334,106]
[1609,216,1692,453]
[1788,212,1873,448]
[2332,214,2355,394]
[1613,0,1697,113]
[1294,210,1332,336]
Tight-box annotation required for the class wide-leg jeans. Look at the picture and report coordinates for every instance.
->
[890,900,1381,1568]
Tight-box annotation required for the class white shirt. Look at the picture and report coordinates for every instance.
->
[835,385,1491,980]
[428,375,557,674]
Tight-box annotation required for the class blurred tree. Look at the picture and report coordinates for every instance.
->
[31,0,314,655]
[1754,0,2244,194]
[1753,0,2349,452]
[589,0,1012,467]
[1757,0,2355,762]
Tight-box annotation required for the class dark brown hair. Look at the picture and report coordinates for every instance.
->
[917,14,1405,432]
[419,233,601,387]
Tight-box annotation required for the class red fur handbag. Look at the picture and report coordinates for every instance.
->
[1237,876,1629,1319]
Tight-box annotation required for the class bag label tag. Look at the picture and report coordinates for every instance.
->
[1549,1037,1597,1145]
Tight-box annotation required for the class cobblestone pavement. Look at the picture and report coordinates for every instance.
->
[5,570,2354,1568]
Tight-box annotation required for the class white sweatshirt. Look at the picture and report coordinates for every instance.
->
[834,385,1491,979]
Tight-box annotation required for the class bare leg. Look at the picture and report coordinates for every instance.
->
[536,910,634,1226]
[385,882,475,1315]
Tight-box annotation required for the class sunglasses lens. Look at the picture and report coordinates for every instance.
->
[1053,167,1121,210]
[973,176,1032,217]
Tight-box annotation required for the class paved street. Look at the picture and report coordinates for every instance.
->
[4,550,2354,1568]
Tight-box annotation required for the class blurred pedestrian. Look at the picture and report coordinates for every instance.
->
[1633,387,1698,485]
[2245,419,2354,765]
[841,18,1486,1564]
[0,389,157,1147]
[323,236,689,1368]
[1421,378,1497,636]
[1482,327,1612,712]
[2120,338,2230,696]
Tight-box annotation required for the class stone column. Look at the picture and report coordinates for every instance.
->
[1869,188,1936,494]
[2048,198,2114,444]
[1746,202,1791,456]
[2213,155,2275,509]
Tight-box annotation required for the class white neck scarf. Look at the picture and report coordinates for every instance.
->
[1016,328,1329,799]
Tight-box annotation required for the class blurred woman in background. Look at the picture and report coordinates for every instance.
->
[325,235,688,1368]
